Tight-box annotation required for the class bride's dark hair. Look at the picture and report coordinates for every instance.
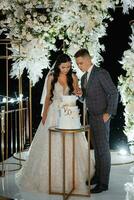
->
[50,54,74,100]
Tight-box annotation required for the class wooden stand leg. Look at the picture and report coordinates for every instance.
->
[63,133,66,200]
[72,133,75,190]
[49,130,51,194]
[88,128,91,196]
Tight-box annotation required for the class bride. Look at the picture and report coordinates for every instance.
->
[15,54,95,194]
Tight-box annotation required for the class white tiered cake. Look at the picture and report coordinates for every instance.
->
[58,95,81,129]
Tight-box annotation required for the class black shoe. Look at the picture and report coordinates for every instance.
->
[85,177,99,186]
[85,180,89,186]
[90,184,108,193]
[90,176,99,185]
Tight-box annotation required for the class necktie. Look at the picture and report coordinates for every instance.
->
[84,72,88,89]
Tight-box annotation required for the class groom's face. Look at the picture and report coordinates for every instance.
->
[76,56,92,72]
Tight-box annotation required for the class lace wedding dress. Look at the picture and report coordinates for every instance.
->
[15,82,95,194]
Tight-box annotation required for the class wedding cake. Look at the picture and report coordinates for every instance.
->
[58,95,81,129]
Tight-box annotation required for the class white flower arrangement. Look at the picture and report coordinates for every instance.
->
[51,0,113,65]
[121,0,134,13]
[0,0,134,84]
[10,38,53,85]
[118,24,134,142]
[118,22,134,200]
[0,0,55,84]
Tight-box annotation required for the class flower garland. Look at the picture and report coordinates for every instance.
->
[118,24,134,143]
[0,0,134,84]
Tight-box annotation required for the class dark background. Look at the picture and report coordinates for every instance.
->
[100,8,134,150]
[0,7,134,151]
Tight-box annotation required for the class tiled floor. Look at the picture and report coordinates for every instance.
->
[0,152,134,200]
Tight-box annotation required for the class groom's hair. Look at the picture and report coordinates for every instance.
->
[74,48,91,58]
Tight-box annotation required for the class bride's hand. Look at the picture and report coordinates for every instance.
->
[42,112,47,125]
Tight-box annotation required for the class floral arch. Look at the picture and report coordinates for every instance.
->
[118,23,134,144]
[0,0,134,142]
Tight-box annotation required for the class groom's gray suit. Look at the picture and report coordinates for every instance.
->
[81,66,118,186]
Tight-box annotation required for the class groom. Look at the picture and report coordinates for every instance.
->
[74,49,118,193]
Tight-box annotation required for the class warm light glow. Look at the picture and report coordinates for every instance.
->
[118,149,128,156]
[2,97,7,103]
[9,98,15,103]
[0,94,27,104]
[18,94,23,102]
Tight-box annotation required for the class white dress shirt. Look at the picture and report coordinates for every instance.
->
[83,65,94,112]
[86,65,93,82]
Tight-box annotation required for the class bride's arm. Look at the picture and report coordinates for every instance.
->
[72,73,82,96]
[42,74,53,125]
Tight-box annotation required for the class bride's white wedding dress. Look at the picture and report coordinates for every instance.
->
[15,82,95,194]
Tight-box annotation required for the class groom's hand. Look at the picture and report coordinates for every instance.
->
[75,88,83,96]
[103,113,111,123]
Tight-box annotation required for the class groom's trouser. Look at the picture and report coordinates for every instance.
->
[89,114,111,186]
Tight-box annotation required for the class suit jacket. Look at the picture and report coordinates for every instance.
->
[81,66,118,116]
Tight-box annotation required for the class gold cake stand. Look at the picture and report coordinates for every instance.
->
[48,125,91,200]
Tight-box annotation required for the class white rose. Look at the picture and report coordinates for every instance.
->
[25,3,33,9]
[26,15,31,19]
[125,103,134,114]
[26,33,33,41]
[33,12,37,17]
[22,30,27,36]
[39,15,47,22]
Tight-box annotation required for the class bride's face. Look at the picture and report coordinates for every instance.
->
[59,62,71,75]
